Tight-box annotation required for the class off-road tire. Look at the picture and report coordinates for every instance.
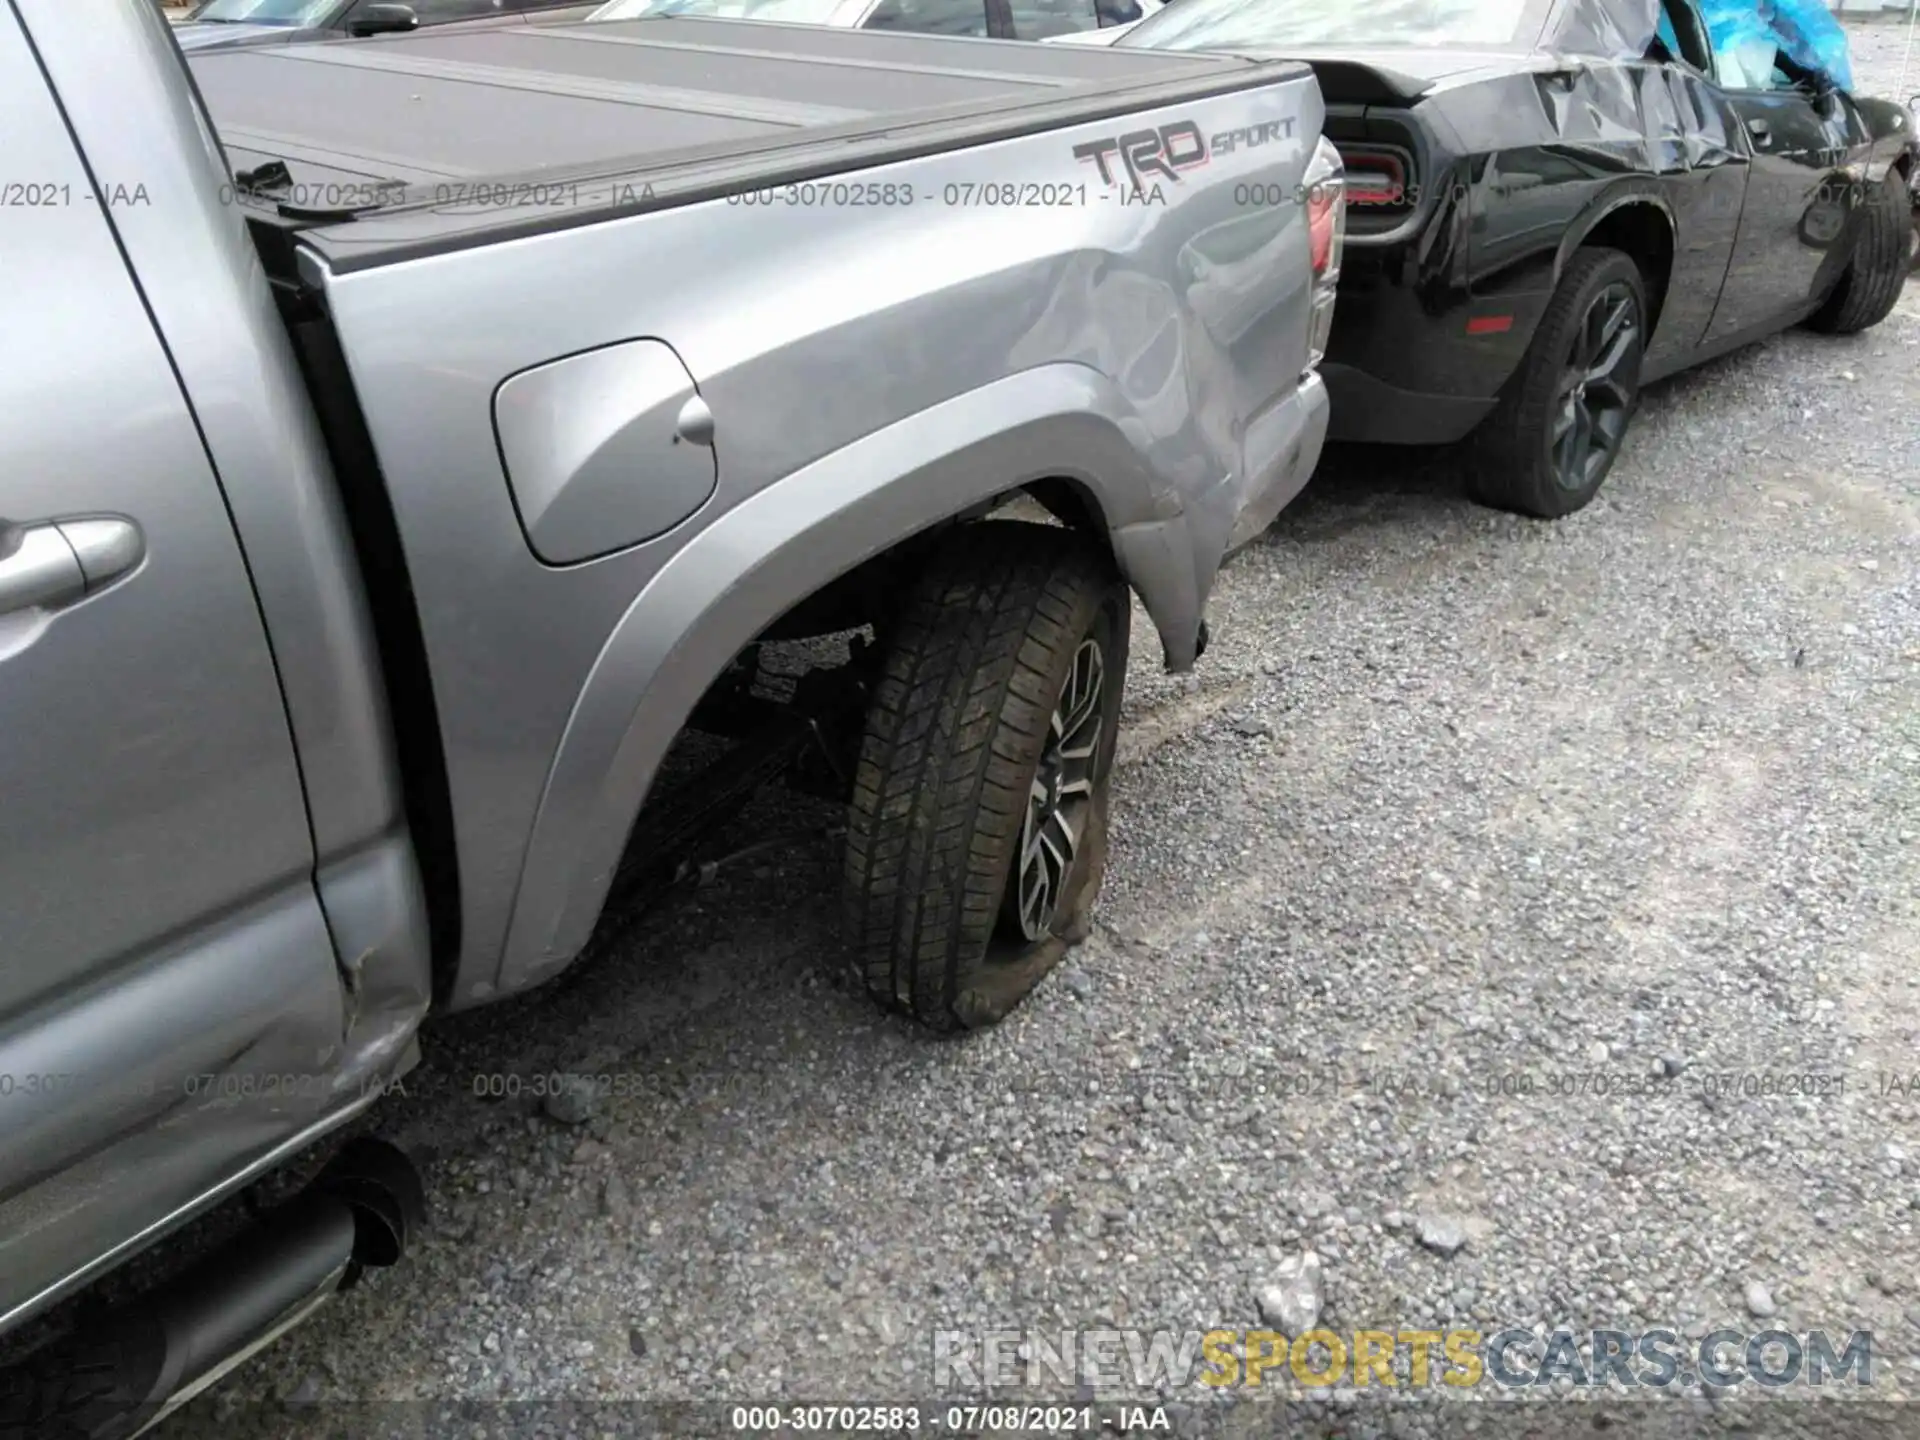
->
[1467,246,1647,519]
[1805,168,1910,335]
[842,520,1129,1032]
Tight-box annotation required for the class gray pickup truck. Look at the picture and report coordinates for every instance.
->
[0,0,1339,1428]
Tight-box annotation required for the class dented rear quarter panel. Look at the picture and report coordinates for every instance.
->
[1451,53,1909,372]
[304,74,1330,1008]
[1441,57,1748,373]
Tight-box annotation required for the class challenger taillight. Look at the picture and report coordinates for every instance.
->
[1303,135,1345,372]
[1336,143,1414,211]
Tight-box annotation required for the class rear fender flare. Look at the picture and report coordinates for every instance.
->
[491,363,1204,996]
[1466,183,1677,390]
[1556,184,1677,301]
[1501,184,1679,357]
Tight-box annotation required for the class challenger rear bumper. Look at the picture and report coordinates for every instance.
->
[1322,362,1496,447]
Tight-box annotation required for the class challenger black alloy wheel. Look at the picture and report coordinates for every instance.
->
[842,520,1129,1032]
[1551,279,1640,497]
[1468,246,1647,520]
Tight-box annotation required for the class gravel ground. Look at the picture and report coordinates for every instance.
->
[118,24,1920,1440]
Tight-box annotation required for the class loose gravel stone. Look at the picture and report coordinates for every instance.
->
[541,1074,599,1125]
[1416,1214,1469,1259]
[1746,1282,1777,1319]
[598,1174,632,1221]
[280,1374,322,1408]
[1254,1250,1324,1336]
[571,1138,608,1165]
[1294,1188,1335,1222]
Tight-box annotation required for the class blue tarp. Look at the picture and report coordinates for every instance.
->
[1699,0,1855,92]
[1766,0,1855,90]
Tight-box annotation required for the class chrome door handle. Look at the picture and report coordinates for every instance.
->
[0,517,144,616]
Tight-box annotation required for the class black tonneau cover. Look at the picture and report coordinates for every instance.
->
[190,18,1308,269]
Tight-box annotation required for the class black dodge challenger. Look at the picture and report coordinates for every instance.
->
[1120,0,1916,517]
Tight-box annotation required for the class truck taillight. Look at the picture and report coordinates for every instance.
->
[1303,135,1345,372]
[1308,179,1342,275]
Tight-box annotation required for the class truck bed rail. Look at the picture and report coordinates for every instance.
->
[189,17,1309,269]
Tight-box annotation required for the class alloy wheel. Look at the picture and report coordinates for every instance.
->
[1008,636,1106,942]
[1551,281,1641,493]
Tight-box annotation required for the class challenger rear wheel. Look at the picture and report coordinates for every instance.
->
[1468,246,1647,520]
[842,521,1128,1032]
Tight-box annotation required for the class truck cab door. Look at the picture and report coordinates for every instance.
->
[0,8,349,1328]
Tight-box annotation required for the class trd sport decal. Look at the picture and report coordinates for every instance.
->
[1072,121,1208,190]
[1071,115,1297,190]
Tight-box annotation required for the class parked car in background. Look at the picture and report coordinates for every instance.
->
[172,0,594,52]
[0,0,1339,1423]
[1116,0,1916,518]
[1039,0,1147,42]
[586,0,1152,42]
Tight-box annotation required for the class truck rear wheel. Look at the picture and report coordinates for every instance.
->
[842,520,1128,1031]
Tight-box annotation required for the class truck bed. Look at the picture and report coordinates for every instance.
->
[188,17,1309,269]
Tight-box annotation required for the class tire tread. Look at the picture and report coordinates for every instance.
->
[842,521,1120,1031]
[1806,169,1910,335]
